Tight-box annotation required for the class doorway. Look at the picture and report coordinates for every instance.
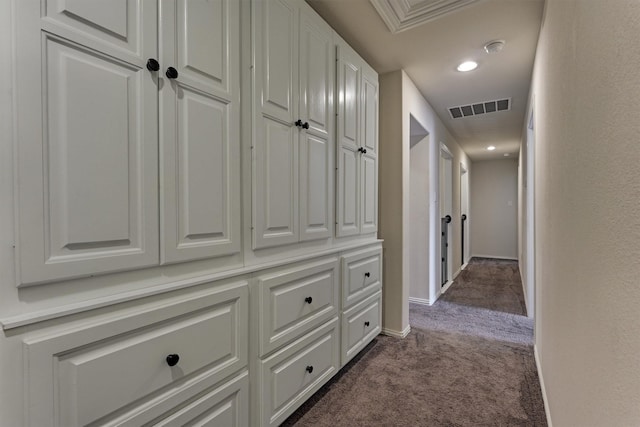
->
[409,115,430,305]
[524,108,536,318]
[460,163,470,267]
[439,143,453,290]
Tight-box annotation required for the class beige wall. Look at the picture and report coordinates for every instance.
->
[470,159,518,259]
[379,70,470,334]
[526,0,640,424]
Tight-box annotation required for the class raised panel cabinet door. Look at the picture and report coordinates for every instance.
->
[360,69,379,235]
[253,0,300,249]
[298,3,334,242]
[335,43,361,237]
[14,0,159,286]
[160,0,241,264]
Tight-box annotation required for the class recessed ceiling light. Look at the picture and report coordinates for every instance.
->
[486,145,496,151]
[457,61,478,72]
[484,40,506,54]
[504,153,510,157]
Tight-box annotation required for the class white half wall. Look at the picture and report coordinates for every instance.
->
[526,0,640,424]
[470,159,518,259]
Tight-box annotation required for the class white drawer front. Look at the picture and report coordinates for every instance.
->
[341,247,382,309]
[342,291,381,366]
[23,281,248,427]
[152,371,249,427]
[259,318,340,427]
[258,258,339,356]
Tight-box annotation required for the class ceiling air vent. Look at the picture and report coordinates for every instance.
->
[448,98,511,119]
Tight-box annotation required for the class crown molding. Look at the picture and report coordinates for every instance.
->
[370,0,484,34]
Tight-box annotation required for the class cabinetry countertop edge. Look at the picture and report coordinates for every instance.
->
[1,239,383,331]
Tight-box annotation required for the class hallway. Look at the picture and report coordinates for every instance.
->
[283,258,546,426]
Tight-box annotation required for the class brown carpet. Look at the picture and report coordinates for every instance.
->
[281,258,547,426]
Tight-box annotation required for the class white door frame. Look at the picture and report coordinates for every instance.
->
[526,107,536,318]
[460,162,470,268]
[439,143,453,293]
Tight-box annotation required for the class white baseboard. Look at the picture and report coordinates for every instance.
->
[440,280,453,294]
[408,297,432,306]
[471,254,518,260]
[461,262,468,271]
[534,344,552,427]
[382,325,411,338]
[453,268,461,279]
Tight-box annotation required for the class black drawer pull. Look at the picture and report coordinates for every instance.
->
[364,321,370,327]
[305,296,313,304]
[306,365,314,374]
[166,354,180,367]
[365,272,371,278]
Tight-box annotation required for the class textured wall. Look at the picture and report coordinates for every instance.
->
[470,159,518,259]
[530,0,640,424]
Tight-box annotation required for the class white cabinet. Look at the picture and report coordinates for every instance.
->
[14,0,159,285]
[13,0,241,285]
[160,0,241,264]
[253,0,335,249]
[336,39,379,237]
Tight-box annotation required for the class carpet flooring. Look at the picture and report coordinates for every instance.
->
[281,258,547,426]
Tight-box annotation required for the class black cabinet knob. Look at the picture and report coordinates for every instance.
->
[363,148,367,154]
[295,119,303,127]
[166,67,179,79]
[444,215,452,224]
[166,354,180,367]
[306,365,314,374]
[305,296,313,304]
[365,321,370,327]
[302,122,309,129]
[146,58,160,72]
[365,272,370,278]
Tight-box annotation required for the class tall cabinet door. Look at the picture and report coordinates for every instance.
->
[360,69,379,235]
[335,44,361,237]
[298,4,334,242]
[160,0,241,264]
[14,0,159,285]
[253,0,300,249]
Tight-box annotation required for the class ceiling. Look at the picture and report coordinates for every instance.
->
[307,0,545,160]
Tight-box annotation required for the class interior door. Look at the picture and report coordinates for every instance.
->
[336,43,361,237]
[253,0,299,249]
[160,0,241,264]
[298,4,334,242]
[15,0,159,285]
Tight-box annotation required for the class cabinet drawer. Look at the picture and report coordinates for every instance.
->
[258,318,340,427]
[257,258,339,356]
[151,371,249,427]
[341,247,382,309]
[342,291,381,366]
[24,281,248,427]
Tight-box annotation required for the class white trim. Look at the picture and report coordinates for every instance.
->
[471,254,518,261]
[408,297,432,306]
[453,268,461,279]
[369,0,483,34]
[534,345,553,427]
[439,141,453,159]
[381,325,411,338]
[440,280,453,294]
[461,262,468,270]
